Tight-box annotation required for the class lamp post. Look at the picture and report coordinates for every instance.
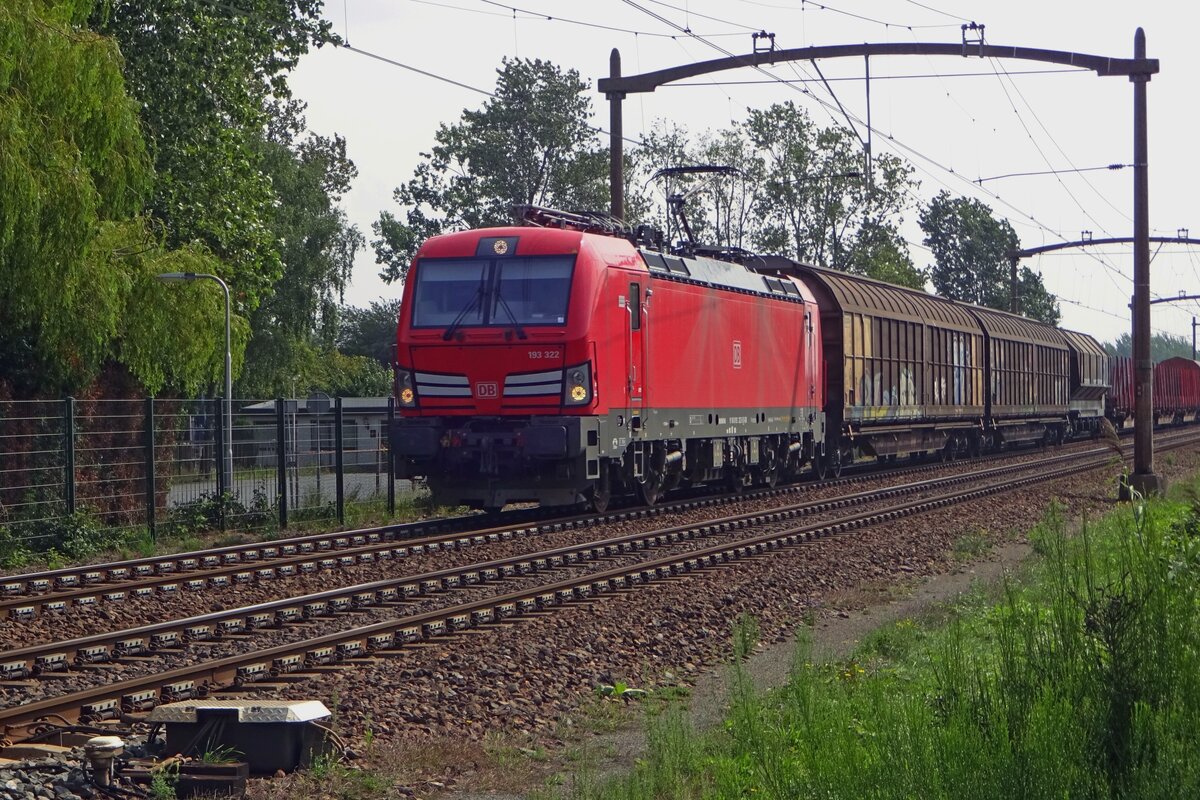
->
[156,272,233,489]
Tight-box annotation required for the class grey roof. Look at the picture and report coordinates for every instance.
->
[239,398,392,415]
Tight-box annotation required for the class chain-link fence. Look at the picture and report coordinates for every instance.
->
[0,396,423,556]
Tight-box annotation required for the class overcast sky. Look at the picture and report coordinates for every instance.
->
[289,0,1198,345]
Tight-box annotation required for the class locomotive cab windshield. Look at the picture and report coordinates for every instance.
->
[411,255,575,331]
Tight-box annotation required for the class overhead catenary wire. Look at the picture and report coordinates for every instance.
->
[618,0,1150,312]
[315,0,1171,337]
[627,6,1125,326]
[983,56,1142,299]
[473,0,749,38]
[342,44,647,147]
[411,0,1135,305]
[900,0,972,23]
[731,0,960,30]
[976,164,1134,184]
[991,57,1135,224]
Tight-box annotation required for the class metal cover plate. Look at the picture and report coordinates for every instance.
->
[147,699,330,724]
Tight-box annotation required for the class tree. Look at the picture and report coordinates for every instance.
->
[237,103,365,399]
[338,299,403,366]
[919,191,1060,325]
[0,0,231,396]
[373,58,608,284]
[1102,332,1194,362]
[311,351,391,397]
[847,221,926,290]
[747,102,918,281]
[91,0,337,313]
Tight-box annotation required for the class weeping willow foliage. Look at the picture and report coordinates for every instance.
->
[0,0,240,395]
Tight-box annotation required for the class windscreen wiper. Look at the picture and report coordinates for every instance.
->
[492,289,528,340]
[442,284,485,341]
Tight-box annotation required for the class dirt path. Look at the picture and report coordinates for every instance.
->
[687,539,1032,732]
[445,538,1037,800]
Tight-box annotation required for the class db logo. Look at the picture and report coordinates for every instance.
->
[732,340,743,369]
[475,382,499,398]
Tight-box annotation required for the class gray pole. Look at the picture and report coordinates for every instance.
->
[1193,317,1197,361]
[608,48,624,220]
[219,277,233,492]
[1128,27,1161,496]
[864,54,873,191]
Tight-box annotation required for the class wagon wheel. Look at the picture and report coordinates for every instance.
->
[812,452,829,481]
[968,437,982,459]
[829,446,845,479]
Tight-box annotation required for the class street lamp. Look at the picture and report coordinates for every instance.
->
[156,272,233,489]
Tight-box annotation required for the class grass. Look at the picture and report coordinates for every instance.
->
[552,478,1200,800]
[251,734,556,800]
[951,526,991,560]
[0,489,454,573]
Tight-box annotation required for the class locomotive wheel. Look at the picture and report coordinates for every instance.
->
[762,461,780,488]
[590,464,613,513]
[636,469,664,506]
[589,485,611,513]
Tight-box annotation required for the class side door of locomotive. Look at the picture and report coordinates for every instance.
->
[624,280,646,423]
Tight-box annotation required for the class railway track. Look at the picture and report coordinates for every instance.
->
[1,429,1194,735]
[0,431,1143,614]
[0,443,1116,676]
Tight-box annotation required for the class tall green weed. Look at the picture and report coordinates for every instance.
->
[576,486,1200,800]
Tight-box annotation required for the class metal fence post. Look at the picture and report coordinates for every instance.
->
[214,396,226,532]
[276,399,288,530]
[64,396,76,516]
[145,397,156,540]
[334,397,345,525]
[386,396,396,516]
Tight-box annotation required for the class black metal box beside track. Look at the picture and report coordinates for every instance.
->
[149,699,332,774]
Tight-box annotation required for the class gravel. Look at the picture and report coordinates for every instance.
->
[7,440,1189,800]
[240,447,1200,750]
[0,441,1085,655]
[0,472,991,708]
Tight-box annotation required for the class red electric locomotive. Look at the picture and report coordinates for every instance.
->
[390,209,826,511]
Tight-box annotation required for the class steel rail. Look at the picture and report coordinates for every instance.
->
[0,431,1153,618]
[0,441,1066,608]
[4,430,1195,733]
[10,421,1151,597]
[1,441,1131,673]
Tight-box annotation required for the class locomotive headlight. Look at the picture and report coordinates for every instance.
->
[396,369,417,408]
[563,362,592,406]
